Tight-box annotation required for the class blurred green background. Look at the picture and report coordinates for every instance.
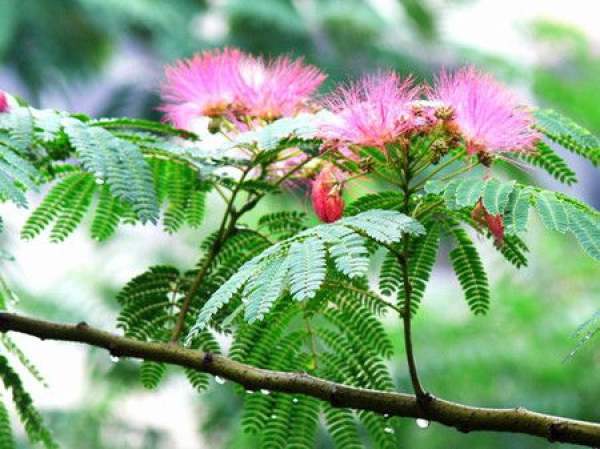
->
[1,0,599,448]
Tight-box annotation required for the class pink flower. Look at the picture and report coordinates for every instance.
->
[0,92,8,113]
[429,67,539,154]
[311,164,346,223]
[160,48,325,129]
[237,55,325,120]
[160,48,245,129]
[320,72,420,148]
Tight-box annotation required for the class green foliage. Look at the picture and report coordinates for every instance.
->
[0,400,15,449]
[446,225,490,315]
[116,265,220,391]
[482,178,514,215]
[63,120,159,222]
[188,210,425,339]
[344,191,405,216]
[426,177,600,262]
[534,108,600,166]
[398,223,441,315]
[511,141,577,185]
[257,211,307,240]
[140,361,167,390]
[0,356,57,449]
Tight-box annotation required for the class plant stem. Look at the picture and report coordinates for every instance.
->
[170,166,252,343]
[400,145,427,399]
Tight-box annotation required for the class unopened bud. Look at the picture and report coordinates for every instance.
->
[311,164,345,223]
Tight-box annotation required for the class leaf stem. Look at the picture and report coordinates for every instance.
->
[400,144,427,400]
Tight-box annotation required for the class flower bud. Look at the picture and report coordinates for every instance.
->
[472,200,504,245]
[311,164,345,223]
[0,92,9,113]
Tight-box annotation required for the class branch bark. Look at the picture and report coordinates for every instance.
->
[1,312,599,447]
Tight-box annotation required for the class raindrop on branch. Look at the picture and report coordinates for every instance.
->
[416,418,430,429]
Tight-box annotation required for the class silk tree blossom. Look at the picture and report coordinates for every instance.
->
[311,164,346,223]
[237,55,326,120]
[160,48,246,129]
[429,67,539,155]
[320,72,420,148]
[160,48,325,130]
[0,92,8,113]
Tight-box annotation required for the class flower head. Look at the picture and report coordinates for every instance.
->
[160,48,325,129]
[0,92,8,113]
[160,48,245,129]
[311,164,346,223]
[429,67,539,154]
[238,55,325,120]
[320,72,420,148]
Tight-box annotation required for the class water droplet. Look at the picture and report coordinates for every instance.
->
[260,389,270,395]
[416,418,430,429]
[292,398,299,404]
[215,376,226,384]
[384,426,394,434]
[110,356,119,363]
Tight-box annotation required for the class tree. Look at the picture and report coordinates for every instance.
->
[0,49,599,448]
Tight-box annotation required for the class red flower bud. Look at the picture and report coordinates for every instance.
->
[471,200,504,245]
[485,213,504,245]
[311,164,345,223]
[0,92,8,113]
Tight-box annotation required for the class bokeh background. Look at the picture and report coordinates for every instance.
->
[1,0,599,448]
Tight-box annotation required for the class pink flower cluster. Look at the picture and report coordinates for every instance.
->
[429,68,539,155]
[160,48,325,129]
[319,67,539,155]
[0,92,8,113]
[159,49,541,223]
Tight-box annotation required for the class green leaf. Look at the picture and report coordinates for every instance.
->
[455,177,485,208]
[512,141,577,185]
[504,187,531,235]
[567,205,600,260]
[534,191,568,233]
[482,178,514,215]
[448,227,490,315]
[140,361,167,390]
[244,258,289,323]
[534,109,600,166]
[186,259,260,340]
[424,179,445,195]
[287,237,326,301]
[316,225,369,279]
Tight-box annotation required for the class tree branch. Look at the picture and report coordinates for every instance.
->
[0,313,599,446]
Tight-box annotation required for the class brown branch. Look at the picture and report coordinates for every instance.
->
[0,312,599,446]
